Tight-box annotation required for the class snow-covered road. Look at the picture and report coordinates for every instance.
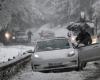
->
[9,62,100,80]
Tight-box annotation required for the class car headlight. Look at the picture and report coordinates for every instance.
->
[12,36,16,39]
[71,36,76,42]
[68,51,75,57]
[5,32,11,40]
[92,38,97,44]
[34,54,39,58]
[71,37,75,41]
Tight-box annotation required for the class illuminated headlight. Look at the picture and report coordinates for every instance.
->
[71,36,76,42]
[34,54,39,58]
[5,32,11,40]
[92,38,97,44]
[68,51,75,57]
[12,36,15,39]
[71,37,75,41]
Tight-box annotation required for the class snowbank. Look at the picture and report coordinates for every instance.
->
[0,45,34,63]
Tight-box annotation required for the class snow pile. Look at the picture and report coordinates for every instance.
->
[0,45,34,63]
[13,71,84,80]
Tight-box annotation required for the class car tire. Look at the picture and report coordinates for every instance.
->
[40,70,50,73]
[78,62,86,70]
[31,63,36,71]
[76,58,87,71]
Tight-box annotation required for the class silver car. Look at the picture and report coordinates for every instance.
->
[30,37,100,72]
[31,37,79,72]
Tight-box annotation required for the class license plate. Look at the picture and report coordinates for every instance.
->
[49,63,62,66]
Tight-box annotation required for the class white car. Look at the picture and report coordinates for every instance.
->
[31,37,79,72]
[30,37,100,72]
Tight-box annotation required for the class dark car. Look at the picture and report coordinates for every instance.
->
[14,31,28,43]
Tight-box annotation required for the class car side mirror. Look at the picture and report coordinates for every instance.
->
[74,45,80,49]
[72,43,85,49]
[27,50,35,53]
[72,43,78,49]
[76,45,85,49]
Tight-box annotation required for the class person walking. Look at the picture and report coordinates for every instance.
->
[27,30,33,42]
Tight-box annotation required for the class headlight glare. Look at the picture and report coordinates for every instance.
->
[5,32,11,40]
[34,54,39,58]
[12,36,15,39]
[71,37,75,41]
[92,38,97,44]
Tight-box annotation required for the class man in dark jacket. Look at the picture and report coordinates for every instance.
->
[76,28,92,46]
[27,30,33,42]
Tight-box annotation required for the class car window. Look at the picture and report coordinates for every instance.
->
[36,39,70,52]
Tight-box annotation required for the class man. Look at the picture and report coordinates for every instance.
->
[27,30,33,42]
[76,28,92,46]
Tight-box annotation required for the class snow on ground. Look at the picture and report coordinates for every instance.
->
[19,71,83,80]
[10,62,84,80]
[0,45,34,63]
[10,62,100,80]
[21,71,85,80]
[8,25,100,80]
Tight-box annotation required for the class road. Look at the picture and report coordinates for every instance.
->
[9,61,100,80]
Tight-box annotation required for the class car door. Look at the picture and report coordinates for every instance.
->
[78,43,100,62]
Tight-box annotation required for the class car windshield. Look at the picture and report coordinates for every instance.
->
[36,38,70,52]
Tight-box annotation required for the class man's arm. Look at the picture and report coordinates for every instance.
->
[86,32,92,44]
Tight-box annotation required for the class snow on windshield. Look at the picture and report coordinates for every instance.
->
[36,39,70,52]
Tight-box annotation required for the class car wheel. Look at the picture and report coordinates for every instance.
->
[31,63,36,71]
[78,62,86,70]
[83,62,87,68]
[76,59,87,71]
[40,70,50,73]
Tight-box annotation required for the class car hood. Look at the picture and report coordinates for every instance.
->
[34,48,75,60]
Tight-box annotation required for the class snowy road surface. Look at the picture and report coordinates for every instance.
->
[9,62,100,80]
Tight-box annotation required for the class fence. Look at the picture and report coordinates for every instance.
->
[0,53,31,80]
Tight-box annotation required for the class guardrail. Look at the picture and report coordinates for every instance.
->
[0,53,31,80]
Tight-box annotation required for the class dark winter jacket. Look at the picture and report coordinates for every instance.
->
[76,31,92,45]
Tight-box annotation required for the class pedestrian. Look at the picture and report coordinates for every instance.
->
[27,30,33,42]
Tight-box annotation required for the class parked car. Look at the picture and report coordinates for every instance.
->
[14,31,28,43]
